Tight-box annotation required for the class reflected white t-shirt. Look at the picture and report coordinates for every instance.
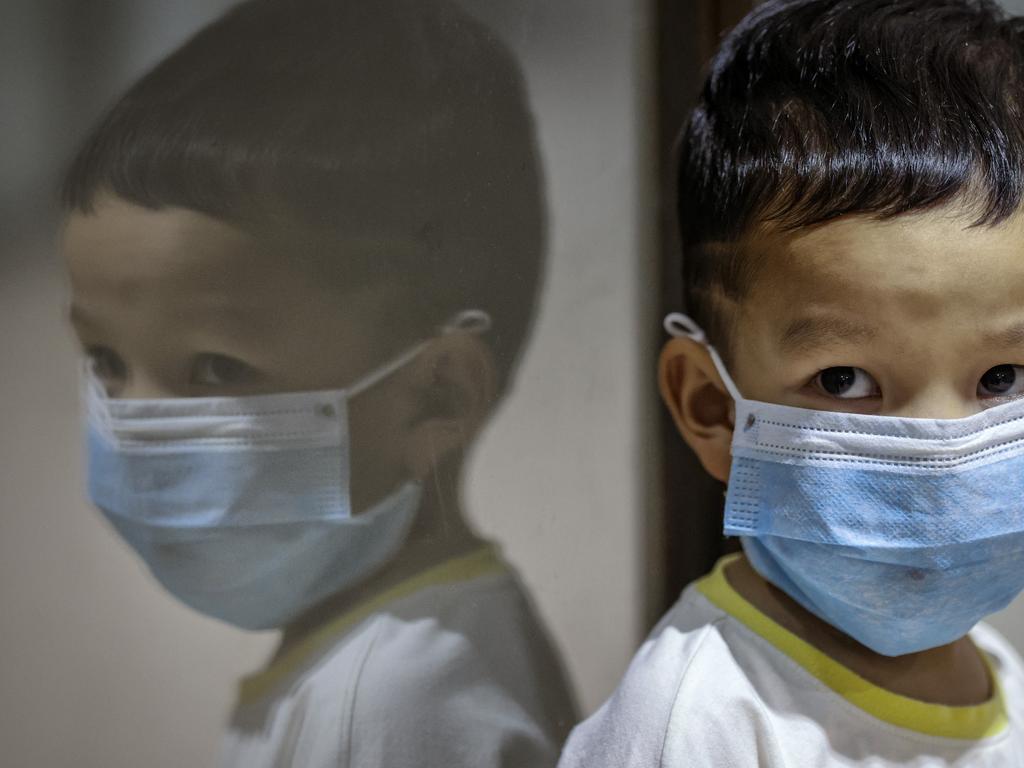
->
[222,545,578,768]
[559,554,1024,767]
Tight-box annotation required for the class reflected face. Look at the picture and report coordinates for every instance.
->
[729,205,1024,419]
[63,194,398,399]
[62,194,414,510]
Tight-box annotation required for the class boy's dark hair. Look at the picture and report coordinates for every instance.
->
[62,0,544,394]
[678,0,1024,360]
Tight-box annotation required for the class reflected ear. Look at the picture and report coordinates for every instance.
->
[401,332,498,480]
[658,337,735,483]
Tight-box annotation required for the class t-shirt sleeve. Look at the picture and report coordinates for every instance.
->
[557,624,715,768]
[558,619,779,768]
[347,614,560,768]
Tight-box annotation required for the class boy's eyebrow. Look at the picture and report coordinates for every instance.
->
[777,315,877,354]
[985,321,1024,348]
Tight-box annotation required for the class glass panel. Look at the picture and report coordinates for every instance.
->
[0,1,654,766]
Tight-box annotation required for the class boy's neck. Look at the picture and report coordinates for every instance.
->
[724,554,993,707]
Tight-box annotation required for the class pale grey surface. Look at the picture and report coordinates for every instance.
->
[1001,0,1024,16]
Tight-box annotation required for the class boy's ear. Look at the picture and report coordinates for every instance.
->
[658,337,736,483]
[401,332,498,480]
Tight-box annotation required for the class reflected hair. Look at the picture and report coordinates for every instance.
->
[678,0,1024,358]
[62,0,545,394]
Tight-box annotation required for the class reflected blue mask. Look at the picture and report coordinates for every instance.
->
[666,312,1024,656]
[82,310,490,631]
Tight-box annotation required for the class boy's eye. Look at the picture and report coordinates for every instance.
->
[978,365,1024,398]
[85,346,126,384]
[812,366,879,399]
[191,354,261,387]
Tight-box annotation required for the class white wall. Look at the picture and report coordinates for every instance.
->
[0,2,655,766]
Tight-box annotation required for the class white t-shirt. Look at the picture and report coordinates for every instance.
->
[223,545,578,768]
[559,553,1024,767]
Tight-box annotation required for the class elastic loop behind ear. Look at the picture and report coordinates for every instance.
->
[443,309,491,335]
[81,358,115,433]
[349,309,492,399]
[663,312,745,403]
[705,345,745,403]
[664,312,707,343]
[346,342,427,398]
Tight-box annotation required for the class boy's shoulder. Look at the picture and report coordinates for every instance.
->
[347,574,567,767]
[225,548,574,768]
[559,559,1024,768]
[558,580,780,768]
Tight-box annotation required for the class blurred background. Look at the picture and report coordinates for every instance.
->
[5,1,1024,766]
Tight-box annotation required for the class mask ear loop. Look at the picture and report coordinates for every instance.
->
[443,309,492,335]
[80,357,116,436]
[664,313,743,503]
[663,312,745,403]
[347,309,493,398]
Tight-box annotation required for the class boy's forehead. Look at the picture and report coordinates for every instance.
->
[741,207,1024,348]
[63,195,271,294]
[61,195,397,344]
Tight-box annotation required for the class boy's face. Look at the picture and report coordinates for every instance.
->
[661,203,1024,481]
[62,194,489,511]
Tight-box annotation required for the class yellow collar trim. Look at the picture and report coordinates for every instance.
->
[238,545,506,704]
[697,554,1008,741]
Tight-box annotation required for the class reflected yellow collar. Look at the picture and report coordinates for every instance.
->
[238,545,506,703]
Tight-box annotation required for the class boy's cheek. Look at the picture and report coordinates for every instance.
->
[679,430,733,486]
[347,402,408,513]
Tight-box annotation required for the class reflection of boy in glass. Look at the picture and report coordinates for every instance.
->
[60,0,577,764]
[561,0,1024,765]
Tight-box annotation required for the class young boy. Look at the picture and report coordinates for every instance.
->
[560,0,1024,764]
[60,0,577,765]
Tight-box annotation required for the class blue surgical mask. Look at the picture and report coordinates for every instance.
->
[82,310,491,631]
[665,312,1024,656]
